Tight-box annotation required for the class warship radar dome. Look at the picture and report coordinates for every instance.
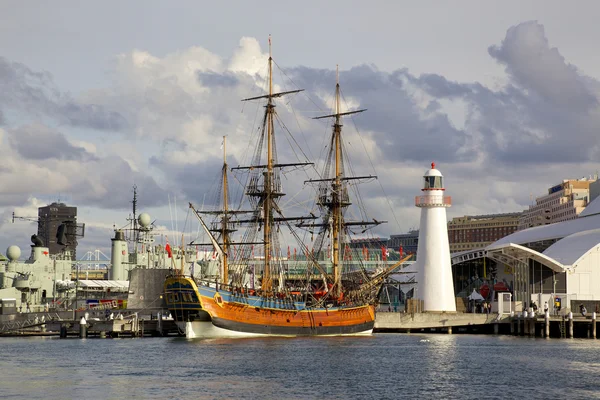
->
[6,245,21,261]
[138,212,151,229]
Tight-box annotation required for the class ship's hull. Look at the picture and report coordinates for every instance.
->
[165,276,375,338]
[164,276,212,328]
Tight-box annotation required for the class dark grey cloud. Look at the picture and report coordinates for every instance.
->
[197,71,239,87]
[412,73,472,98]
[0,57,128,131]
[410,21,600,166]
[149,153,246,208]
[7,123,97,161]
[69,156,166,210]
[287,65,474,164]
[60,102,128,131]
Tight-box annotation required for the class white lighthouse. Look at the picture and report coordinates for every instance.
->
[414,162,456,312]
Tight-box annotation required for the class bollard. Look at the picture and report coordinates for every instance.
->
[517,314,521,336]
[100,331,106,339]
[60,324,68,339]
[79,316,87,338]
[447,326,452,335]
[523,311,529,336]
[545,311,550,338]
[568,312,574,338]
[593,312,597,339]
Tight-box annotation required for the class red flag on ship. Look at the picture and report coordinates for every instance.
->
[165,243,173,258]
[287,246,290,259]
[294,248,297,260]
[399,246,404,257]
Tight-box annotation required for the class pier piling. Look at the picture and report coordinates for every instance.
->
[568,312,574,338]
[545,311,550,338]
[528,312,535,338]
[79,317,87,339]
[593,312,597,339]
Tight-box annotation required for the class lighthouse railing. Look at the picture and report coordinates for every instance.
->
[415,195,452,207]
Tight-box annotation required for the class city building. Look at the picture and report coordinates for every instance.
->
[37,202,81,259]
[348,237,388,260]
[388,230,419,256]
[589,179,600,203]
[448,213,521,253]
[518,178,596,230]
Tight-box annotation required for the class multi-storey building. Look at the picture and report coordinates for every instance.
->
[448,213,521,253]
[588,179,600,203]
[518,178,595,230]
[37,202,79,258]
[387,230,419,256]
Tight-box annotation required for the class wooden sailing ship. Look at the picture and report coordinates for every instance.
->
[164,38,409,337]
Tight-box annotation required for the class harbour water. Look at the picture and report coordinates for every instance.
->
[1,334,600,399]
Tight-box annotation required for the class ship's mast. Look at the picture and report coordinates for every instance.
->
[263,36,274,294]
[301,67,383,299]
[332,66,342,297]
[235,36,311,296]
[222,135,229,285]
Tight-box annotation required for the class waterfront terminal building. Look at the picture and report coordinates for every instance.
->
[452,194,600,313]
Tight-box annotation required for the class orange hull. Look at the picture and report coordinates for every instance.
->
[199,291,375,336]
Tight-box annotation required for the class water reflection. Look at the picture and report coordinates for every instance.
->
[2,334,600,399]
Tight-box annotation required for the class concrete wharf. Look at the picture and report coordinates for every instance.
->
[375,310,599,339]
[2,309,598,339]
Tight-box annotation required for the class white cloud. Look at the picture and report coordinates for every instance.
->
[1,21,600,256]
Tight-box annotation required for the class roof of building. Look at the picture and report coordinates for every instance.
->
[78,280,129,289]
[491,212,600,247]
[578,194,600,218]
[542,228,600,267]
[478,196,600,272]
[486,242,566,272]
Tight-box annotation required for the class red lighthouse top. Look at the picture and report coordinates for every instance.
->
[431,162,436,169]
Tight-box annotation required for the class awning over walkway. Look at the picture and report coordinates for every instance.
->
[485,242,567,272]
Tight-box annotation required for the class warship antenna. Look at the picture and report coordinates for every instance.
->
[132,185,138,251]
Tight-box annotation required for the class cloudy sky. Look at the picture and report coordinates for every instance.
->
[1,1,599,259]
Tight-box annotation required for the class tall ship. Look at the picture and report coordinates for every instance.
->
[165,39,408,337]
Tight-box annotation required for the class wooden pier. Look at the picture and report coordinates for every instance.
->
[0,309,181,338]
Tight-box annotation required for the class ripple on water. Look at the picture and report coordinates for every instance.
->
[2,334,600,399]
